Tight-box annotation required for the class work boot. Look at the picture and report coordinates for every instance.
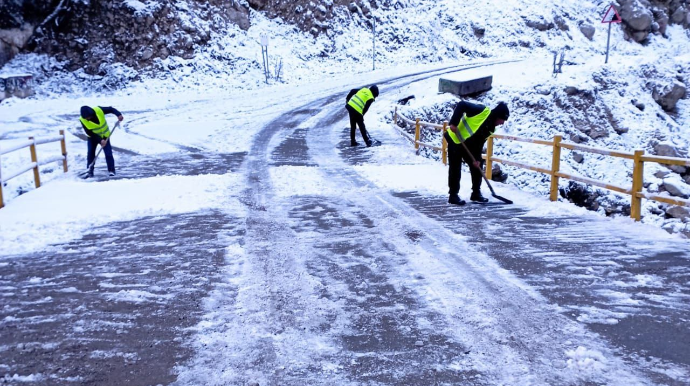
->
[351,140,359,147]
[448,194,466,206]
[470,191,489,203]
[86,171,94,178]
[109,171,116,177]
[365,139,373,147]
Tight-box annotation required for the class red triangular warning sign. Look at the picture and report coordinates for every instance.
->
[602,5,622,23]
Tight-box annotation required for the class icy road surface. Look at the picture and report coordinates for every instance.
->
[1,63,689,385]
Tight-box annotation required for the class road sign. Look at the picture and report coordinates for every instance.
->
[602,5,622,23]
[260,35,269,46]
[602,4,622,64]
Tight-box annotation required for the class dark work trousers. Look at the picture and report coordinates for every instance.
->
[444,131,483,196]
[346,104,370,144]
[87,136,115,173]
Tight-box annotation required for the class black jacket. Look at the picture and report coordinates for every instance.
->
[449,101,498,151]
[81,106,121,139]
[346,88,374,116]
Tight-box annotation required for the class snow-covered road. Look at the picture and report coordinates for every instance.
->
[1,63,689,385]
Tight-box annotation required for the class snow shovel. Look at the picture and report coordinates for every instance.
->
[366,132,382,147]
[78,121,120,179]
[460,141,513,205]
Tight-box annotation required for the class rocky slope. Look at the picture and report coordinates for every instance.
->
[0,0,382,74]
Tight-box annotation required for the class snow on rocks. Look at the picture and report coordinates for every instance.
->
[662,174,690,198]
[651,79,687,111]
[667,205,690,221]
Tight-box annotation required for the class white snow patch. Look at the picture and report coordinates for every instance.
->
[104,289,173,304]
[0,174,237,256]
[565,346,608,372]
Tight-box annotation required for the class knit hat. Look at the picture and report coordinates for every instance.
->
[80,106,95,119]
[369,85,379,98]
[493,102,509,120]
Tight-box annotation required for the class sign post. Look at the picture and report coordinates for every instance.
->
[260,35,269,84]
[372,17,376,71]
[601,4,622,64]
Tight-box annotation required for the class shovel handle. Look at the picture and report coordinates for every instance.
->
[85,121,120,170]
[458,141,495,193]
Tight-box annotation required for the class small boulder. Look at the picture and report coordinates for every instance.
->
[491,164,509,183]
[631,99,645,111]
[564,86,580,95]
[620,2,653,42]
[671,7,687,24]
[654,141,683,158]
[652,80,687,111]
[572,152,585,163]
[569,133,588,144]
[554,15,569,31]
[525,17,554,31]
[579,23,595,40]
[140,47,154,60]
[662,175,690,198]
[654,170,670,178]
[653,10,669,35]
[666,206,690,222]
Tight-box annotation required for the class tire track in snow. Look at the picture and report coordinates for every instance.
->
[300,84,656,384]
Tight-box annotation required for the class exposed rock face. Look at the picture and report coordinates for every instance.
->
[619,0,654,42]
[616,0,690,42]
[553,85,611,140]
[247,0,379,36]
[0,25,33,66]
[0,0,385,72]
[0,0,252,73]
[559,182,631,216]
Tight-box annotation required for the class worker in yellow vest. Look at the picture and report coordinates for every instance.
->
[345,85,379,147]
[444,101,509,205]
[80,106,124,178]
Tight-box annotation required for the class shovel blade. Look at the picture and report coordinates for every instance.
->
[491,193,513,204]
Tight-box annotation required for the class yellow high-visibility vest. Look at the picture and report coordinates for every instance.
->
[347,88,374,114]
[79,107,111,138]
[446,107,491,144]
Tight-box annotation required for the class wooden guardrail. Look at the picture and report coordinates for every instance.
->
[392,107,450,165]
[392,108,690,221]
[0,131,69,209]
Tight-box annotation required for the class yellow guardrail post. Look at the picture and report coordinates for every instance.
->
[631,150,645,221]
[60,130,68,172]
[414,118,421,150]
[485,135,494,180]
[549,135,563,201]
[28,137,41,188]
[442,121,448,165]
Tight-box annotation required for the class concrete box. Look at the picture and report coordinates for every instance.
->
[438,75,493,96]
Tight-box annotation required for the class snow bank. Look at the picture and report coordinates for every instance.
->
[0,174,237,256]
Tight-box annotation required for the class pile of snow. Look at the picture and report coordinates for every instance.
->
[0,174,238,256]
